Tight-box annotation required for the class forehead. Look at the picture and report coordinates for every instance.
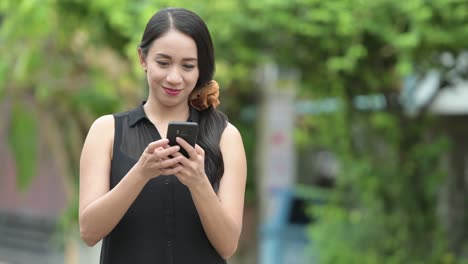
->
[148,29,198,59]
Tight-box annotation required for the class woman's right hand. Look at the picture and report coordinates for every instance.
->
[133,138,183,180]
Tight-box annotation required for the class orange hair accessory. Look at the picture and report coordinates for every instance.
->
[189,80,220,111]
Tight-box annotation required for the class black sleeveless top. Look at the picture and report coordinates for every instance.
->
[100,102,226,264]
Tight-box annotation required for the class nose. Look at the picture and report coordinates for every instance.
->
[166,67,182,84]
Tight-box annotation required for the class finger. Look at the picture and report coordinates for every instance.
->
[195,144,204,157]
[161,165,183,176]
[158,147,173,161]
[153,145,180,159]
[171,151,184,158]
[147,139,169,153]
[160,142,173,149]
[176,137,197,159]
[149,147,164,160]
[158,155,183,168]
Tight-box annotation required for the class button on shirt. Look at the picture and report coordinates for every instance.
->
[100,102,226,264]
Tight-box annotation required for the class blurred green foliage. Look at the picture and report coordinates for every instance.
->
[1,0,468,263]
[7,102,38,191]
[278,0,468,263]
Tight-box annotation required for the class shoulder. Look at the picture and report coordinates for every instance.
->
[113,109,132,119]
[87,104,138,131]
[85,115,115,143]
[222,122,241,136]
[220,122,243,147]
[88,115,114,132]
[82,115,115,159]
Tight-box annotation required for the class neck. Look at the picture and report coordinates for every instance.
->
[143,98,190,124]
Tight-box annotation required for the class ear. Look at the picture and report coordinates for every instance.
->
[138,47,147,71]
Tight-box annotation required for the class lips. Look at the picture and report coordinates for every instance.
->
[163,87,182,96]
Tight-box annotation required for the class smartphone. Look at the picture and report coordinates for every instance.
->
[167,121,199,158]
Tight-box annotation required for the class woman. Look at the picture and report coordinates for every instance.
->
[79,7,247,264]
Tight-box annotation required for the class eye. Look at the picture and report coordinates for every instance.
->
[182,64,195,70]
[156,61,170,67]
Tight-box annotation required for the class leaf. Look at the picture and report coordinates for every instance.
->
[8,101,38,192]
[0,62,6,99]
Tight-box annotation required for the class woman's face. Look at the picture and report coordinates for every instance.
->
[139,29,199,108]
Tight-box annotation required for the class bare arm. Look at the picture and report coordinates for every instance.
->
[79,115,182,246]
[175,123,247,259]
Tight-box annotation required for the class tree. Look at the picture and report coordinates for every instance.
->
[233,0,468,262]
[2,0,468,263]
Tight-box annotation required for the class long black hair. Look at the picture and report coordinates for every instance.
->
[139,8,228,188]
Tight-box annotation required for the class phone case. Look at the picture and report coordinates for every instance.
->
[167,121,199,158]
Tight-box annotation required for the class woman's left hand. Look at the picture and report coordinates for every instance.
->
[173,137,208,188]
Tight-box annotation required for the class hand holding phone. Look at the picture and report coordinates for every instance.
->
[166,121,199,158]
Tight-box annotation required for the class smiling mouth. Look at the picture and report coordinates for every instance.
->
[163,87,182,96]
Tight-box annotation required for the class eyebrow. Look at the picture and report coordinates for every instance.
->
[155,53,198,62]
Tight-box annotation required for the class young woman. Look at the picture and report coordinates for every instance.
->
[79,7,247,264]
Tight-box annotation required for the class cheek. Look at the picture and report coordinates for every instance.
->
[190,69,200,84]
[148,69,165,81]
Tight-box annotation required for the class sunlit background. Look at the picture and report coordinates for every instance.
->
[1,0,468,263]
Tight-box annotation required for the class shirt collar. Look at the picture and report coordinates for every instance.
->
[128,101,200,127]
[128,101,148,127]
